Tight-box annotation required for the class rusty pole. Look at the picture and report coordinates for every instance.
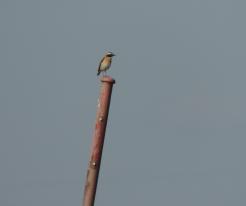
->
[82,76,116,206]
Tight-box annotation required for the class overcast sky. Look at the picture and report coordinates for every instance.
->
[1,1,246,206]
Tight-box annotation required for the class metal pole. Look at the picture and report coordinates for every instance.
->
[82,76,116,206]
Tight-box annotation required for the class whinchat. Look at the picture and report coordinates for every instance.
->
[97,52,115,76]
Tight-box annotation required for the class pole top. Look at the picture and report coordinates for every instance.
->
[100,76,116,84]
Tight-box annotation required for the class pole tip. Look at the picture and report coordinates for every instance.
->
[100,76,116,84]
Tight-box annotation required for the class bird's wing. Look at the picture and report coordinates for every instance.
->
[97,56,105,74]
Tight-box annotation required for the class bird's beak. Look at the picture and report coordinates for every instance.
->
[112,53,116,57]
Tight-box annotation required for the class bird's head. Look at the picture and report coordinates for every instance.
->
[106,52,116,57]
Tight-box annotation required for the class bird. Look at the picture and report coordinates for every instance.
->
[97,52,115,76]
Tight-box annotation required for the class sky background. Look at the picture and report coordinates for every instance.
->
[1,0,246,205]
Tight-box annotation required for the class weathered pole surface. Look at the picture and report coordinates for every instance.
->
[82,76,116,206]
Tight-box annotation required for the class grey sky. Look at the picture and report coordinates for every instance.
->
[1,0,246,205]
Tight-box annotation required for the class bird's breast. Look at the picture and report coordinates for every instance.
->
[100,58,112,70]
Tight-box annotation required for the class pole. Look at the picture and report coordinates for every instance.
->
[82,76,116,206]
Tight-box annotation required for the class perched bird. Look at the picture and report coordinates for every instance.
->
[97,52,115,76]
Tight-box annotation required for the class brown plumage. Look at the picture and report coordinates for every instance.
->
[97,52,115,76]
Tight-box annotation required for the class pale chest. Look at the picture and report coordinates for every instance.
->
[100,57,112,71]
